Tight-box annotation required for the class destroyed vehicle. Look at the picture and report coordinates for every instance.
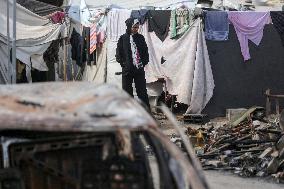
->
[0,82,208,189]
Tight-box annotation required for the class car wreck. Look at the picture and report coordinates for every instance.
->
[0,82,208,189]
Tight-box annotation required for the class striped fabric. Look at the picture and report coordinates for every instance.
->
[90,24,97,54]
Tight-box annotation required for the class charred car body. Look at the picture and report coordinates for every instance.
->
[0,82,208,189]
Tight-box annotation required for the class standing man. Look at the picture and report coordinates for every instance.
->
[116,18,150,108]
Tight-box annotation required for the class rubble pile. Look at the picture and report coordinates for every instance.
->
[186,108,284,182]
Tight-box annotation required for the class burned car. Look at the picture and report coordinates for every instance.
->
[0,82,208,189]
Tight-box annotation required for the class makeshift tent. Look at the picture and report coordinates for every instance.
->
[0,0,68,84]
[66,0,214,114]
[67,1,284,116]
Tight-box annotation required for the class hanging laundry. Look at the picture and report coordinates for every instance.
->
[90,24,97,54]
[43,36,61,65]
[96,15,107,45]
[130,9,149,25]
[170,8,194,39]
[148,10,171,42]
[205,11,229,41]
[50,11,65,24]
[270,11,284,47]
[228,12,271,61]
[70,29,84,67]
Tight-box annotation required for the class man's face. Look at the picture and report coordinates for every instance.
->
[131,23,139,34]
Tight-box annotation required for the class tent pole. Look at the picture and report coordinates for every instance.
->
[11,0,16,84]
[63,38,67,81]
[7,0,11,84]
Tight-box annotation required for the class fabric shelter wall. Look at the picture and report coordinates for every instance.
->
[203,24,284,117]
[82,43,107,83]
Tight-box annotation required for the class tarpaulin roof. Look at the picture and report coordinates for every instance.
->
[0,0,66,83]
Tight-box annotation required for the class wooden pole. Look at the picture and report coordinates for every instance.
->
[11,0,16,84]
[6,0,11,84]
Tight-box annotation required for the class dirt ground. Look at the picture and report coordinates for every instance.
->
[205,170,284,189]
[155,113,284,189]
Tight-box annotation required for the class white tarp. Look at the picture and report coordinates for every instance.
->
[0,0,66,83]
[142,18,215,113]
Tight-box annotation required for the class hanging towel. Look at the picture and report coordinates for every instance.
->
[130,9,149,25]
[148,10,171,42]
[228,12,271,61]
[170,8,194,39]
[205,11,229,41]
[270,11,284,47]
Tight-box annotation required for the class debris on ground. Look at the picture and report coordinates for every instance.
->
[184,107,284,183]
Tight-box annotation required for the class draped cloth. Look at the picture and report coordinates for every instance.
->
[142,18,215,113]
[228,12,271,61]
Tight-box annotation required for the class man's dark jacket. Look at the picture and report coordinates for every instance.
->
[115,22,149,75]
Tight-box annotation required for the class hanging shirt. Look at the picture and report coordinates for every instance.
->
[130,35,143,69]
[228,12,271,61]
[270,11,284,47]
[170,8,194,39]
[205,11,229,41]
[148,10,171,42]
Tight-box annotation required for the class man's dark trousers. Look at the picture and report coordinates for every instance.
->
[122,71,150,108]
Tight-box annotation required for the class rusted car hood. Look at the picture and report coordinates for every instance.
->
[0,82,156,132]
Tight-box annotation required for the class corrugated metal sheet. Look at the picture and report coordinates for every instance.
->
[17,0,61,16]
[0,82,156,132]
[17,0,62,16]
